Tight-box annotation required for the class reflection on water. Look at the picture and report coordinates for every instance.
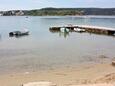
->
[59,32,69,38]
[9,34,29,38]
[49,29,70,38]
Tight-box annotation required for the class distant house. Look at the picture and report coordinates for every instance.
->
[1,10,24,16]
[0,13,3,16]
[15,10,24,16]
[0,12,3,16]
[11,11,15,15]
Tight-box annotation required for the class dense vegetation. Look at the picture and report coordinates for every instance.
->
[25,8,115,16]
[25,8,83,16]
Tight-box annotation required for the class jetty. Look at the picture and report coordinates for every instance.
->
[50,25,115,35]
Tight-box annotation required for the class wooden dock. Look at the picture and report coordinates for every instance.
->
[49,25,115,35]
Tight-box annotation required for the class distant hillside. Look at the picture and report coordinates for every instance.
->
[1,8,115,16]
[25,8,115,16]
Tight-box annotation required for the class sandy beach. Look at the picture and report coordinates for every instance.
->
[0,62,115,86]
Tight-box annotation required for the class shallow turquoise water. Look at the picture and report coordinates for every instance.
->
[0,16,115,73]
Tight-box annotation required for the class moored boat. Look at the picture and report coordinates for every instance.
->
[9,29,29,36]
[60,27,69,33]
[74,28,85,32]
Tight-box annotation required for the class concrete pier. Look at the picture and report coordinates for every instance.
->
[50,25,115,35]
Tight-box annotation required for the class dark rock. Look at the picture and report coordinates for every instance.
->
[98,55,108,59]
[112,61,115,66]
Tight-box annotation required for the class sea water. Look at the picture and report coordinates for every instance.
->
[0,16,115,73]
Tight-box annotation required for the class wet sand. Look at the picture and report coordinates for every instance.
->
[0,62,115,86]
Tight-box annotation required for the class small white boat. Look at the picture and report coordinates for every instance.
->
[74,28,85,32]
[60,27,69,33]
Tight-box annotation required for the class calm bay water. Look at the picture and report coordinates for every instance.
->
[0,16,115,73]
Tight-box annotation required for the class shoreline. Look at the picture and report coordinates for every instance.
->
[0,62,115,86]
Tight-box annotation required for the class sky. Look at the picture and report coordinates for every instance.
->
[0,0,115,11]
